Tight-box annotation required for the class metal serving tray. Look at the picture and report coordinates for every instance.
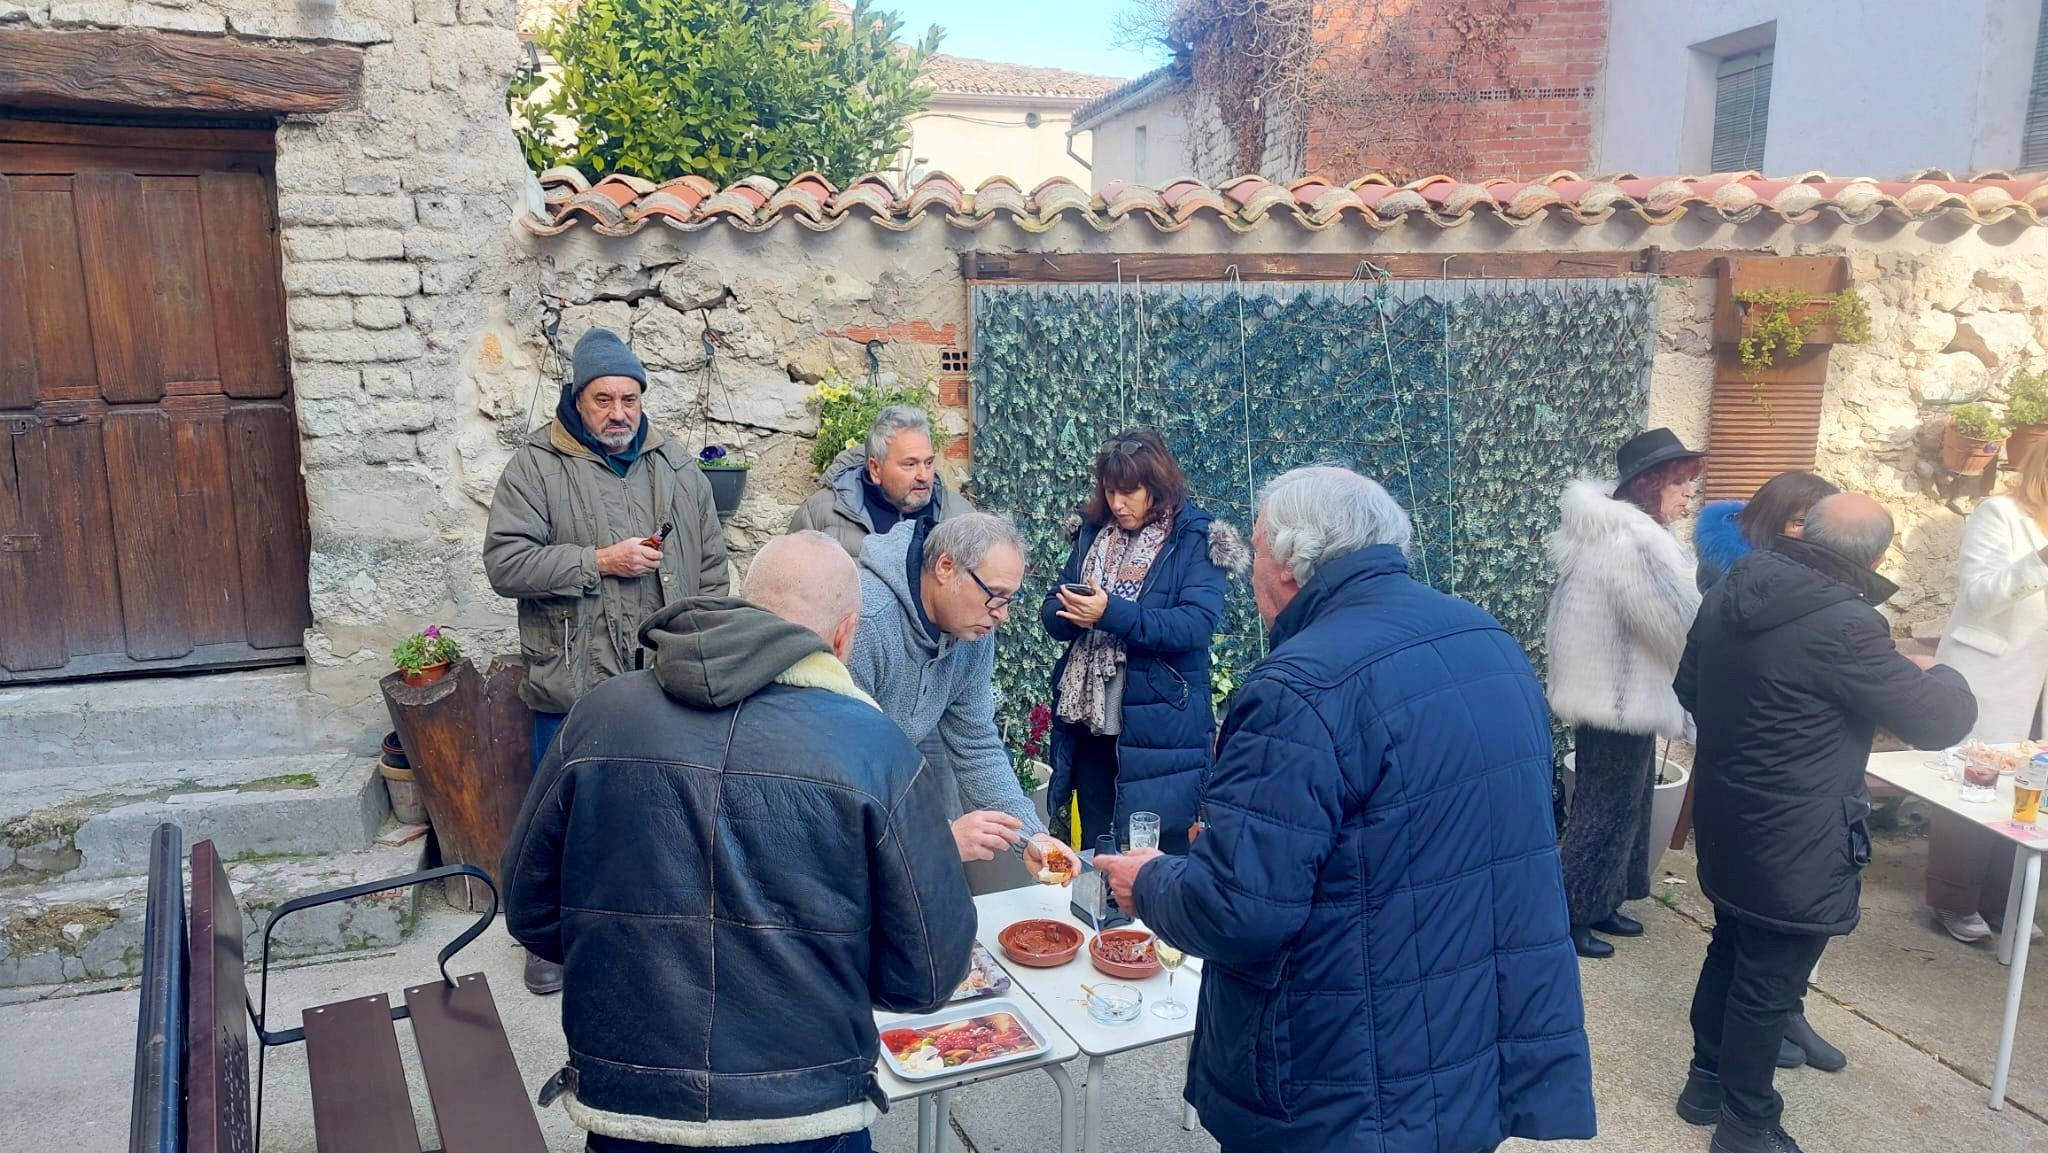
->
[876,997,1050,1082]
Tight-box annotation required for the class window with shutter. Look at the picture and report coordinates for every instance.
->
[1711,47,1773,172]
[2023,0,2048,169]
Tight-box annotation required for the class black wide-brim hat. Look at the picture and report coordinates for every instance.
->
[1614,427,1706,491]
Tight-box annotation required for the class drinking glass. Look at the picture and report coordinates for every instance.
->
[1129,811,1161,852]
[1152,938,1189,1020]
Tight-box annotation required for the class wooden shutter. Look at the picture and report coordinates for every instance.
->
[2024,0,2048,170]
[1703,257,1848,501]
[1711,47,1773,172]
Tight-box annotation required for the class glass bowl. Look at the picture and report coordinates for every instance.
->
[1087,982,1142,1024]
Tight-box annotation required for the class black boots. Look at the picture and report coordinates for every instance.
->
[1590,912,1645,937]
[1782,1011,1847,1072]
[1710,1117,1807,1153]
[524,950,565,996]
[1676,1062,1722,1125]
[1570,925,1614,958]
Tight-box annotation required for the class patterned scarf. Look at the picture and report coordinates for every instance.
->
[1056,519,1170,736]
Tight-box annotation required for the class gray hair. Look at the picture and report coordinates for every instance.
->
[1256,465,1414,585]
[867,405,933,464]
[1801,492,1894,568]
[744,531,860,641]
[922,512,1024,575]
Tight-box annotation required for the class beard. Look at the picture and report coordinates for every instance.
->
[596,423,636,452]
[896,484,934,513]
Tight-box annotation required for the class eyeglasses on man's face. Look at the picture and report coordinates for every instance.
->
[965,566,1017,612]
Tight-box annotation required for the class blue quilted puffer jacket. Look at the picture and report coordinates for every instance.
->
[1135,545,1596,1153]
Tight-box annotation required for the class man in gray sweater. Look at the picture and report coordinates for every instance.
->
[850,513,1074,875]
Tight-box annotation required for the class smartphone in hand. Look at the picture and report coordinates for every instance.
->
[1060,582,1095,597]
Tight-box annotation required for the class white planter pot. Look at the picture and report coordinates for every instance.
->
[1561,751,1693,872]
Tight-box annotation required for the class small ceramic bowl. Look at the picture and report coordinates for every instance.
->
[1087,982,1142,1024]
[997,918,1084,968]
[1089,928,1162,979]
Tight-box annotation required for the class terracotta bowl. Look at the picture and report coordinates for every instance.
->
[997,918,1084,968]
[1089,928,1162,979]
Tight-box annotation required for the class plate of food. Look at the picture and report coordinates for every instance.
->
[1089,927,1162,979]
[948,941,1014,1002]
[1958,741,2042,775]
[997,918,1084,968]
[877,1000,1049,1081]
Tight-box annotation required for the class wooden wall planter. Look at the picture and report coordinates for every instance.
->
[381,656,535,911]
[1701,256,1852,501]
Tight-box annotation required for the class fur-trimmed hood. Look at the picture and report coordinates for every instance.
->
[1061,507,1250,576]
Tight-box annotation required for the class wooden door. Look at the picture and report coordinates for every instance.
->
[0,119,310,681]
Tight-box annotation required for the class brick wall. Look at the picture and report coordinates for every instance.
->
[1304,0,1606,179]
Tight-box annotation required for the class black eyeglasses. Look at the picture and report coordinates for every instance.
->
[965,567,1017,611]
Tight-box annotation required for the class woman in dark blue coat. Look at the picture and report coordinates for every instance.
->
[1040,430,1244,853]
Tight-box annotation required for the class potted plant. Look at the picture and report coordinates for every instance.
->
[809,375,948,477]
[1011,702,1054,827]
[393,624,461,687]
[1942,403,2009,476]
[2007,367,2048,470]
[697,444,749,519]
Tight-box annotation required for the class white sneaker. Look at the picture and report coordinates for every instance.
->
[1987,918,2048,943]
[1938,909,1994,943]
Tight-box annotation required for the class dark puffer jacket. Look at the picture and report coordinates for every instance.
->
[503,597,975,1146]
[1676,539,1978,934]
[1039,503,1241,850]
[1133,546,1595,1153]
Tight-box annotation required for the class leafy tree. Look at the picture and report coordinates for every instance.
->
[512,0,942,185]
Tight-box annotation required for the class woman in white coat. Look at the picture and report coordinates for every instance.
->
[1546,428,1705,958]
[1928,444,2048,945]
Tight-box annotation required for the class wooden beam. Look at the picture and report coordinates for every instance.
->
[961,249,1748,284]
[0,30,363,117]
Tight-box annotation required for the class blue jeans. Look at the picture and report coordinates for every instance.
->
[533,710,566,771]
[588,1130,870,1153]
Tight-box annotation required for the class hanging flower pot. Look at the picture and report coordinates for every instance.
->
[698,445,749,519]
[1941,407,2007,476]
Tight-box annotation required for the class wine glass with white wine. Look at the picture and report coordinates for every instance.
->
[1152,937,1188,1019]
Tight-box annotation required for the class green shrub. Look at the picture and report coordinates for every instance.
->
[809,375,947,476]
[513,0,941,185]
[2010,367,2048,428]
[1953,403,2008,442]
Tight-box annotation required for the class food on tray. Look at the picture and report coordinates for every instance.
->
[950,942,1012,1001]
[882,1012,1036,1073]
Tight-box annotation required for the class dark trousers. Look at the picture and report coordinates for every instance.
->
[1560,726,1656,925]
[1072,729,1120,848]
[1926,807,2018,918]
[1689,913,1830,1129]
[589,1130,869,1153]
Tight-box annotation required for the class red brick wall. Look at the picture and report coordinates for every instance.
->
[1304,0,1606,180]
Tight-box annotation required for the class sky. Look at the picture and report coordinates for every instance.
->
[873,0,1170,80]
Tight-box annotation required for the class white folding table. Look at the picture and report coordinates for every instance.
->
[875,986,1080,1153]
[1866,749,2048,1109]
[971,884,1205,1153]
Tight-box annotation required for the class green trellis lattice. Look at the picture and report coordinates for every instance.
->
[969,277,1658,783]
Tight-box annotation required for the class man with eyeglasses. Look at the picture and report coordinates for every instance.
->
[849,512,1076,877]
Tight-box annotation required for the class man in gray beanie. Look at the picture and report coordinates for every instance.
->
[484,326,729,994]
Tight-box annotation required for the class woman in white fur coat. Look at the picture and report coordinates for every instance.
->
[1546,428,1705,958]
[1927,444,2048,946]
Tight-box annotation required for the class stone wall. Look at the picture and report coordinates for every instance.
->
[505,212,2048,653]
[0,3,540,705]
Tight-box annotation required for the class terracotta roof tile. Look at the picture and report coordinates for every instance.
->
[921,53,1125,101]
[521,170,2048,238]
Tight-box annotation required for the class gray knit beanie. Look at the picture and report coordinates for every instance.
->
[570,328,647,395]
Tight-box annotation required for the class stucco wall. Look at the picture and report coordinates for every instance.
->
[1087,99,1194,189]
[1598,0,2043,176]
[903,101,1094,187]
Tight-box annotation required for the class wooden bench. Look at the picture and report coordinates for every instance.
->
[130,822,547,1153]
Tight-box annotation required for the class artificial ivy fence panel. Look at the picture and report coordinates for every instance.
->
[970,277,1657,777]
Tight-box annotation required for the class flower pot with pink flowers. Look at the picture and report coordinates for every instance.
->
[393,624,462,686]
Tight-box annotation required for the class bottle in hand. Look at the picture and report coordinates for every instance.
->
[646,521,674,548]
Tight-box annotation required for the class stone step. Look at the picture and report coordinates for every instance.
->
[0,667,379,770]
[2,752,390,885]
[0,837,430,989]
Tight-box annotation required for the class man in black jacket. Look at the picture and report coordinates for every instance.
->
[1673,493,1977,1153]
[503,530,975,1153]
